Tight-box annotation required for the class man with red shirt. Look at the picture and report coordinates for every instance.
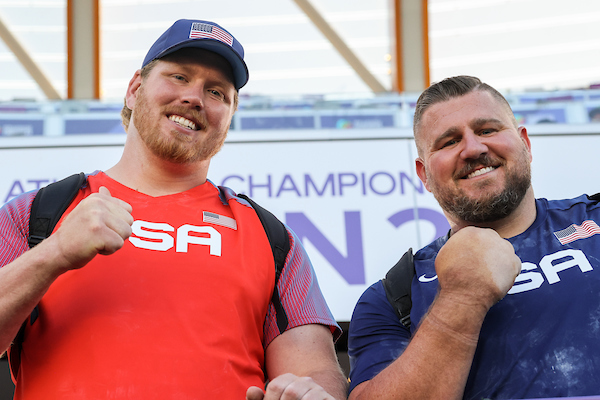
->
[0,19,346,399]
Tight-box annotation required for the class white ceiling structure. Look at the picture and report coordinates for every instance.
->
[0,0,599,102]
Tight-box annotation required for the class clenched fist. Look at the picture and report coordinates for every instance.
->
[435,226,521,311]
[50,186,133,272]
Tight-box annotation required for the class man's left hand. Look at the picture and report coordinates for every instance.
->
[246,373,335,399]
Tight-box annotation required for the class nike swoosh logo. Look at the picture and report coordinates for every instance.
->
[418,273,438,283]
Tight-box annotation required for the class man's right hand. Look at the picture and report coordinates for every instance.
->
[435,226,521,312]
[348,227,522,400]
[49,186,133,271]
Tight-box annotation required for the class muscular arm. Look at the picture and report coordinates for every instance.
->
[0,235,73,352]
[247,324,347,400]
[350,294,485,400]
[350,227,521,400]
[0,187,132,352]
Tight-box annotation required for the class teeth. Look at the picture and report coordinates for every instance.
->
[169,115,197,130]
[467,166,495,179]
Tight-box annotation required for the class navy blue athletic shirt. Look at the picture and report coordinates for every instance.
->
[349,195,600,399]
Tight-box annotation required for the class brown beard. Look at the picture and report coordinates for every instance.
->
[132,85,229,164]
[429,147,531,224]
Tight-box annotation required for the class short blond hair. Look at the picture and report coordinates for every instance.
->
[120,59,159,130]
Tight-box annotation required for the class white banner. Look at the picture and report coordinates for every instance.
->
[1,130,599,321]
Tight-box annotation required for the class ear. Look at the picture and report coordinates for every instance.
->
[125,70,143,110]
[415,157,432,193]
[518,126,533,162]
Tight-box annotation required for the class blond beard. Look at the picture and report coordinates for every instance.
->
[132,85,230,164]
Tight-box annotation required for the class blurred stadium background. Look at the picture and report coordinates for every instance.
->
[1,0,600,137]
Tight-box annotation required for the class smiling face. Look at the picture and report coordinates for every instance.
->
[126,48,237,164]
[415,89,533,225]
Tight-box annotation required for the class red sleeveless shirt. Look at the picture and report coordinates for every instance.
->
[14,172,274,399]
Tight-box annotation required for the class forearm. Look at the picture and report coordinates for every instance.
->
[0,237,68,351]
[350,227,520,400]
[263,324,348,399]
[305,360,348,400]
[350,294,487,400]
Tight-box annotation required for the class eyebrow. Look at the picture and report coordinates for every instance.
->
[431,127,461,150]
[470,117,505,130]
[431,117,507,150]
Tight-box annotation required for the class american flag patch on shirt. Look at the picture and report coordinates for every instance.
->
[553,220,600,245]
[203,211,237,230]
[189,22,233,46]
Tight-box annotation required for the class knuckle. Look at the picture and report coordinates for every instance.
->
[283,377,316,396]
[267,378,286,392]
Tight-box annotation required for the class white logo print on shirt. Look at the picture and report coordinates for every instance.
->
[129,220,222,256]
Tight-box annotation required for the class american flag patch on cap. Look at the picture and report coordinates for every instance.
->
[203,211,237,230]
[189,22,233,46]
[553,220,600,245]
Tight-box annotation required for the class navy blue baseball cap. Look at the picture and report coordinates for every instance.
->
[142,19,249,90]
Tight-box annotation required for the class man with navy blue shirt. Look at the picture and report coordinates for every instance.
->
[348,75,600,399]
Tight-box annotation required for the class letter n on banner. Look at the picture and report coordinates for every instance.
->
[285,212,365,284]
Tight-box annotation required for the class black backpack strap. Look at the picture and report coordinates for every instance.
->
[588,193,600,202]
[237,193,291,333]
[28,172,87,248]
[11,173,86,379]
[382,248,415,329]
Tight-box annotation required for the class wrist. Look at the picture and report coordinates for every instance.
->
[425,292,490,342]
[33,235,79,277]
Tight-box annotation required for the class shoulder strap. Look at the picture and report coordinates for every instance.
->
[11,173,86,380]
[382,248,415,329]
[28,172,86,248]
[588,193,600,202]
[237,193,291,333]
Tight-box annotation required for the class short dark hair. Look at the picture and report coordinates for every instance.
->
[413,76,516,144]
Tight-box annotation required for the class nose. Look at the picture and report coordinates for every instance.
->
[460,131,488,160]
[180,85,204,110]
